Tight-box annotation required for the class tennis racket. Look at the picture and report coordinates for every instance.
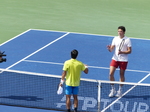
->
[118,39,125,55]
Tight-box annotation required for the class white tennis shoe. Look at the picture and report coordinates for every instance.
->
[115,90,122,97]
[109,89,116,97]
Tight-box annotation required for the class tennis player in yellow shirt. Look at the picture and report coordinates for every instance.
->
[59,49,88,112]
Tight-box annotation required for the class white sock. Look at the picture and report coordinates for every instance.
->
[118,86,122,91]
[111,85,115,90]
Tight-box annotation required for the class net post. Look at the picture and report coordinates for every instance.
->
[98,80,101,112]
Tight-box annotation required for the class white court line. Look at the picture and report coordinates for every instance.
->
[23,60,150,73]
[24,60,64,65]
[101,73,150,112]
[0,29,31,46]
[4,32,70,70]
[30,29,150,41]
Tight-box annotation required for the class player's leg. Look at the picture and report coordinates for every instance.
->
[119,61,127,87]
[109,60,119,97]
[66,95,71,112]
[109,66,116,82]
[73,87,79,112]
[73,95,78,112]
[109,60,118,82]
[115,69,125,97]
[65,85,72,112]
[109,66,117,97]
[120,69,125,84]
[116,62,128,97]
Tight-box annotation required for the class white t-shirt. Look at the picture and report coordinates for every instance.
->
[111,36,132,62]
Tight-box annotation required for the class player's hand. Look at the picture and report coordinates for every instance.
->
[118,50,123,55]
[59,79,64,87]
[59,83,63,87]
[107,45,111,52]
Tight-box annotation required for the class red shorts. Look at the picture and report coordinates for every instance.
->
[110,59,128,70]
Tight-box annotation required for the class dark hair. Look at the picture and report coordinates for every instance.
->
[118,26,126,32]
[71,49,78,59]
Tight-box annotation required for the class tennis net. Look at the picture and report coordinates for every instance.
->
[0,69,150,112]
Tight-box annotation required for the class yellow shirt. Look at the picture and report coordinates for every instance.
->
[63,59,86,86]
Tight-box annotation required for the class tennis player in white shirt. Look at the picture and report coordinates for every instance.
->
[107,26,132,97]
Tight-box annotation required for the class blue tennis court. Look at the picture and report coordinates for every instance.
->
[0,29,150,112]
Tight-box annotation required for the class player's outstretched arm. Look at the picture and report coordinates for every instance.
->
[107,45,115,52]
[84,65,88,74]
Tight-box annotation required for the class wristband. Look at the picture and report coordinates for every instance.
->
[60,79,64,84]
[85,65,88,68]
